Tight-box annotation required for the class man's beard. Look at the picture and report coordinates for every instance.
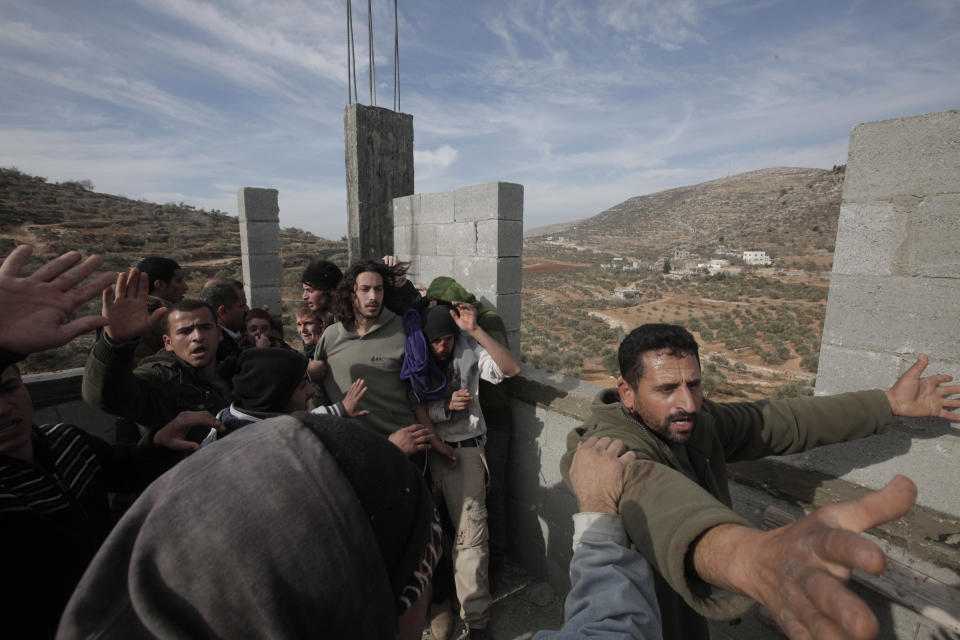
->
[631,408,697,444]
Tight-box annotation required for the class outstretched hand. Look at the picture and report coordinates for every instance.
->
[341,378,370,418]
[696,475,917,640]
[570,436,637,514]
[102,267,167,343]
[153,410,224,453]
[0,245,116,355]
[885,354,960,422]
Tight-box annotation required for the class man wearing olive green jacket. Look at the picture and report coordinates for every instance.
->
[561,323,960,640]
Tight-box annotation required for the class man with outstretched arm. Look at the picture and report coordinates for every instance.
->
[0,245,222,638]
[561,323,959,640]
[82,268,231,432]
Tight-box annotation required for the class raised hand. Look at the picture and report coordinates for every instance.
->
[102,268,167,343]
[449,301,478,333]
[0,245,116,355]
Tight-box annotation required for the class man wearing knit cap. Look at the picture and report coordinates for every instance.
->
[420,302,522,640]
[301,258,343,314]
[206,348,368,441]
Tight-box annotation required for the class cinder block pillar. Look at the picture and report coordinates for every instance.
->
[344,104,414,263]
[237,187,283,314]
[394,182,524,354]
[805,109,960,515]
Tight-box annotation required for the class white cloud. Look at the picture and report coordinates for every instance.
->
[414,145,459,178]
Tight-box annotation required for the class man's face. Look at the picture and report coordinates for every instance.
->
[302,284,333,313]
[156,269,188,303]
[430,334,456,363]
[163,308,221,370]
[234,286,248,310]
[352,271,384,320]
[284,374,316,413]
[0,366,33,457]
[296,314,321,344]
[220,298,248,332]
[617,350,703,444]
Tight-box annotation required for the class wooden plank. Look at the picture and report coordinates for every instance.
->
[763,506,960,633]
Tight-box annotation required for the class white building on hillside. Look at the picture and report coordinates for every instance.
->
[742,250,772,266]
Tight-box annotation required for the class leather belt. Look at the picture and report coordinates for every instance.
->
[445,436,484,448]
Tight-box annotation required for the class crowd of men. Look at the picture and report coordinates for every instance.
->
[1,244,957,640]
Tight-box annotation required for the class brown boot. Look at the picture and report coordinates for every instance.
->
[430,600,455,640]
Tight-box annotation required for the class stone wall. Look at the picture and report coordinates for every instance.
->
[807,110,960,516]
[393,182,524,352]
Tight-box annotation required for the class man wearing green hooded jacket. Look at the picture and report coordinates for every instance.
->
[425,277,514,575]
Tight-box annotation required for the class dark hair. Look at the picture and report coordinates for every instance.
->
[200,283,239,311]
[296,302,323,321]
[618,323,700,388]
[204,277,243,290]
[160,299,218,335]
[137,257,181,293]
[333,261,390,324]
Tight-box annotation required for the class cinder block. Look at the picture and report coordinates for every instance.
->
[239,221,280,256]
[506,329,521,357]
[242,254,284,288]
[247,285,282,314]
[488,293,522,334]
[419,190,454,224]
[392,194,418,227]
[497,182,524,221]
[910,194,960,278]
[412,223,438,256]
[448,221,477,256]
[393,224,414,258]
[401,255,422,287]
[455,182,501,222]
[477,219,523,257]
[418,255,455,286]
[237,187,279,222]
[813,344,904,395]
[843,110,960,200]
[831,202,907,276]
[821,274,960,360]
[497,256,523,294]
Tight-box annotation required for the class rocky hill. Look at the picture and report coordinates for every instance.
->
[0,167,347,289]
[526,166,844,263]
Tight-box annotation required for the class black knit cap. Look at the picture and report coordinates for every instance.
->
[232,348,308,413]
[422,304,459,342]
[301,259,343,290]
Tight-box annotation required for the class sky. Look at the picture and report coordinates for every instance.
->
[1,0,958,239]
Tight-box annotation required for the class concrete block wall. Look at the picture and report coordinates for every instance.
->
[807,109,960,516]
[237,187,284,314]
[394,182,523,352]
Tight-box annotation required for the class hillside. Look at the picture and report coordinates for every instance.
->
[525,166,844,264]
[0,167,347,372]
[0,167,346,287]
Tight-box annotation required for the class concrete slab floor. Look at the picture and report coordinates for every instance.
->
[420,557,787,640]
